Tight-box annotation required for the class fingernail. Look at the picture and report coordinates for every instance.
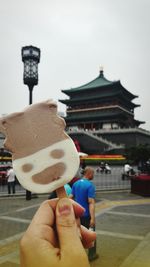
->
[57,198,72,216]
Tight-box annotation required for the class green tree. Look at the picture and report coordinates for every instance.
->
[125,144,150,164]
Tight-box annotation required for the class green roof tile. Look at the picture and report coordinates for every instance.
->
[61,70,138,100]
[62,70,116,92]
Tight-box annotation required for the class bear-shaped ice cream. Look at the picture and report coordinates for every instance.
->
[0,100,79,193]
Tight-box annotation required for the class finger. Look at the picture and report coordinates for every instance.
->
[26,200,57,247]
[28,199,85,249]
[56,198,84,254]
[71,199,85,218]
[28,199,84,239]
[75,217,96,248]
[31,200,55,226]
[80,225,96,248]
[47,198,85,218]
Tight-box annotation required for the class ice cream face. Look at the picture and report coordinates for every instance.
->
[0,100,79,193]
[13,139,79,193]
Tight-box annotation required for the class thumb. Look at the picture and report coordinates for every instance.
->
[56,198,82,253]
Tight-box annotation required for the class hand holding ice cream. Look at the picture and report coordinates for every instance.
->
[0,100,79,194]
[0,100,96,266]
[20,198,95,267]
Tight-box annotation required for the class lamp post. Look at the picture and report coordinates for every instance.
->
[21,45,41,200]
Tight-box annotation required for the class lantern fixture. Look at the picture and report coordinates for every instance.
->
[21,45,41,104]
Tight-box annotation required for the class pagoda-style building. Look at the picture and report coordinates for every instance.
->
[60,69,150,154]
[60,69,144,130]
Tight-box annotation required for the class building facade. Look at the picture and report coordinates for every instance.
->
[59,70,150,154]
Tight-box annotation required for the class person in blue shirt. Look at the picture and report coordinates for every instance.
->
[71,167,99,261]
[71,167,95,228]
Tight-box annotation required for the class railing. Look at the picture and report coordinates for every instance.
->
[67,127,150,136]
[93,127,150,135]
[0,165,135,195]
[93,165,132,191]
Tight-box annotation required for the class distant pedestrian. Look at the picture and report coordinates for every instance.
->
[70,166,99,261]
[7,166,16,195]
[105,163,111,174]
[124,163,132,176]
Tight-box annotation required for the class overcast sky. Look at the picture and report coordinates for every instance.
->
[0,0,150,130]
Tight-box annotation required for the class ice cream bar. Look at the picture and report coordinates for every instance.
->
[0,100,79,193]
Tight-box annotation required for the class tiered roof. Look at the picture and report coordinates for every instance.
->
[61,70,138,100]
[59,69,144,127]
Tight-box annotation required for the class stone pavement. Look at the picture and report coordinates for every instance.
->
[0,191,150,267]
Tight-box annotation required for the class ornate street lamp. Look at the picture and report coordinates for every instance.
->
[21,45,41,200]
[22,45,41,104]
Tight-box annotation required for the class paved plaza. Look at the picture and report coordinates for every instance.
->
[0,191,150,267]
